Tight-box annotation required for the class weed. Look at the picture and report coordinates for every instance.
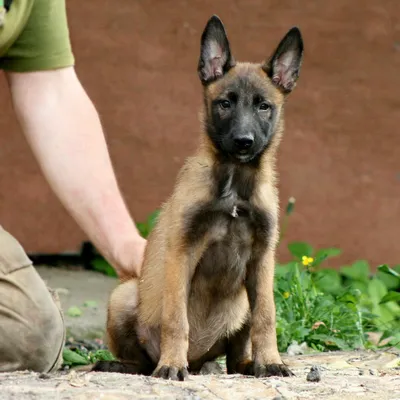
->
[274,199,400,352]
[63,347,115,368]
[274,249,400,352]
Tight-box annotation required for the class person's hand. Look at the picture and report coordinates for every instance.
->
[113,236,147,281]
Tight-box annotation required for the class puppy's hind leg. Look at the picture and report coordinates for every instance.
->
[226,321,254,376]
[188,338,227,375]
[91,279,156,375]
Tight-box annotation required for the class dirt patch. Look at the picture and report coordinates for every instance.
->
[1,350,399,399]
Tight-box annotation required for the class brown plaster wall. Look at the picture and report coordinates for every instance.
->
[1,0,399,269]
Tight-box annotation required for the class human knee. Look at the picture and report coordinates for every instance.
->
[0,297,65,373]
[0,227,65,372]
[27,299,65,372]
[26,325,63,373]
[0,265,65,372]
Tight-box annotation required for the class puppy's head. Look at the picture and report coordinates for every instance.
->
[198,15,304,164]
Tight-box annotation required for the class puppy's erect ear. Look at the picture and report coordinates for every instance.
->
[198,15,236,85]
[263,27,304,94]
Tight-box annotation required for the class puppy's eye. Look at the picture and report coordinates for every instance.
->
[219,100,231,110]
[259,102,270,111]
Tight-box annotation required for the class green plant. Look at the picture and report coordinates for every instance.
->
[276,197,400,352]
[63,347,115,368]
[275,243,400,352]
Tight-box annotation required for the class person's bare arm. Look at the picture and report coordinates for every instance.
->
[5,66,146,279]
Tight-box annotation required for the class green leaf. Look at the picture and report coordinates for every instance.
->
[312,248,341,268]
[384,300,400,314]
[91,257,117,278]
[368,278,388,305]
[315,248,342,262]
[314,269,342,295]
[288,242,313,259]
[136,222,148,238]
[91,350,116,362]
[375,299,400,324]
[347,280,368,294]
[293,326,311,338]
[376,270,400,291]
[340,260,370,282]
[379,291,400,304]
[62,348,89,366]
[67,306,82,317]
[146,209,161,232]
[310,343,325,352]
[275,261,298,277]
[372,303,399,328]
[338,292,360,308]
[83,300,98,308]
[377,264,400,278]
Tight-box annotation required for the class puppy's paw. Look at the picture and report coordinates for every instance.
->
[152,365,189,381]
[254,362,294,378]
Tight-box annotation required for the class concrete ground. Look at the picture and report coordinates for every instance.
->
[1,350,399,399]
[4,266,391,399]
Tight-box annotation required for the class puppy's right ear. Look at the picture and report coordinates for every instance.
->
[197,15,236,85]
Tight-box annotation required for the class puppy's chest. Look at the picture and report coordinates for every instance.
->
[184,165,272,293]
[185,164,271,247]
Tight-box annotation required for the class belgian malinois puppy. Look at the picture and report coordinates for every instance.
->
[93,15,304,381]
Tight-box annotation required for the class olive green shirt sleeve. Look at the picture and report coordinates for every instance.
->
[0,0,75,72]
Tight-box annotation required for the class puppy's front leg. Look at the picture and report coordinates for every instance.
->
[152,245,190,381]
[246,240,294,378]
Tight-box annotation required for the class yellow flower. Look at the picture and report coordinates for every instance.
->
[283,291,290,299]
[302,256,314,266]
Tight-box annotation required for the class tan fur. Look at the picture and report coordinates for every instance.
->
[104,60,293,377]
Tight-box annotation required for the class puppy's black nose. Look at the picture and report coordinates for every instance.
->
[234,136,254,150]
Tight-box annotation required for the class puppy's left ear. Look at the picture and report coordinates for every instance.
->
[263,27,304,94]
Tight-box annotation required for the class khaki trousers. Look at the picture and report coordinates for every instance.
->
[0,225,65,372]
